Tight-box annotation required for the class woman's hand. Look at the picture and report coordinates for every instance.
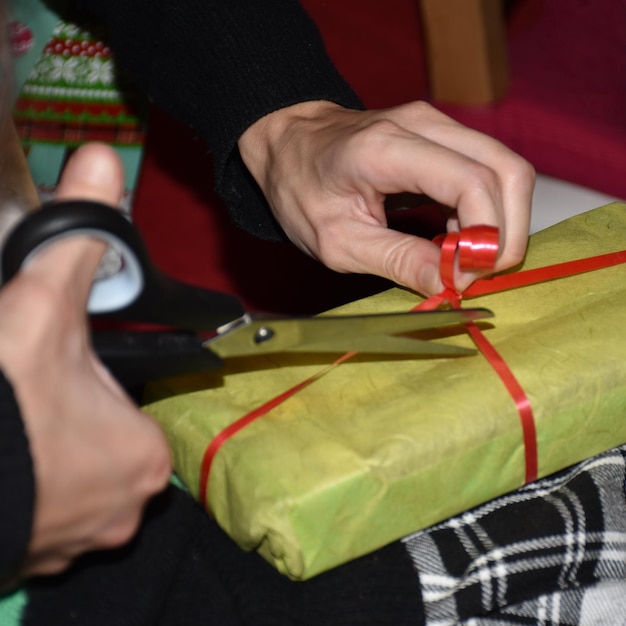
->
[239,100,535,296]
[0,144,171,577]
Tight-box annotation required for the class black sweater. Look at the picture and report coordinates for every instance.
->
[77,0,364,239]
[0,374,34,586]
[0,2,425,623]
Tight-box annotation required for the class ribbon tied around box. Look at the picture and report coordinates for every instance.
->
[199,222,626,510]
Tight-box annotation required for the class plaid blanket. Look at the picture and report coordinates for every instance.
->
[404,446,626,625]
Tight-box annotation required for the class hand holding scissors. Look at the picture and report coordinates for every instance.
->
[2,198,494,387]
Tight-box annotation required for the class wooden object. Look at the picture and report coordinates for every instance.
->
[420,0,509,104]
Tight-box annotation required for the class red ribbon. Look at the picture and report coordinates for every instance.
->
[199,351,356,509]
[199,230,626,509]
[415,226,537,484]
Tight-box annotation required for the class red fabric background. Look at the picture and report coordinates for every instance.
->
[132,0,626,315]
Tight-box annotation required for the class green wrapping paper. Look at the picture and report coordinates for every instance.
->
[143,203,626,580]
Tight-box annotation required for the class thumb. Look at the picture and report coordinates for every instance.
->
[24,144,125,301]
[332,220,445,296]
[56,143,124,204]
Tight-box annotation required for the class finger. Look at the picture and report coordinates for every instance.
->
[388,103,534,269]
[351,125,531,273]
[317,216,444,296]
[23,144,125,299]
[22,553,72,577]
[25,561,71,577]
[418,126,532,270]
[353,131,506,230]
[56,143,124,204]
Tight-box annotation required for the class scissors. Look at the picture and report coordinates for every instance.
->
[0,200,493,386]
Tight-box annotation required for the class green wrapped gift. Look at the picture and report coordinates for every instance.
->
[143,202,626,580]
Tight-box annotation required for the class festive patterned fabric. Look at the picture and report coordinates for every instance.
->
[9,1,146,203]
[13,21,145,147]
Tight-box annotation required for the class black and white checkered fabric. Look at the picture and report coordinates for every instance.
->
[403,446,626,625]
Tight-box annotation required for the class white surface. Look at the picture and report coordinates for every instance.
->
[529,175,621,234]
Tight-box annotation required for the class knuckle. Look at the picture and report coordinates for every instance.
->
[517,158,537,188]
[135,429,173,496]
[410,100,437,117]
[502,153,536,188]
[405,100,455,126]
[98,515,141,549]
[499,241,527,269]
[312,222,350,272]
[97,440,171,550]
[345,119,403,156]
[150,443,174,491]
[463,163,500,201]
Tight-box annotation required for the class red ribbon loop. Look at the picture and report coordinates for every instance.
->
[458,226,500,271]
[438,225,499,293]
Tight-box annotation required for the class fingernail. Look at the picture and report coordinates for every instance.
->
[418,263,444,296]
[57,144,124,203]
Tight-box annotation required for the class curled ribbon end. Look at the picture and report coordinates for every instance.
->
[458,225,499,271]
[437,225,499,293]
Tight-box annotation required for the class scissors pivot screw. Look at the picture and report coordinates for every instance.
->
[254,326,275,344]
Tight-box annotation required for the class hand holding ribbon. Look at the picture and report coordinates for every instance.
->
[200,222,626,506]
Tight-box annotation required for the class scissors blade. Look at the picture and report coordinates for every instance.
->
[206,308,493,358]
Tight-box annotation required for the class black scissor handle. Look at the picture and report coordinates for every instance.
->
[1,200,245,331]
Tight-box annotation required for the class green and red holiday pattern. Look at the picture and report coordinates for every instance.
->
[13,21,146,147]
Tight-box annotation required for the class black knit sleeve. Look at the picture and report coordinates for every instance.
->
[75,0,363,239]
[0,370,34,586]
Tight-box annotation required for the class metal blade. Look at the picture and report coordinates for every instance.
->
[288,335,476,356]
[206,308,492,358]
